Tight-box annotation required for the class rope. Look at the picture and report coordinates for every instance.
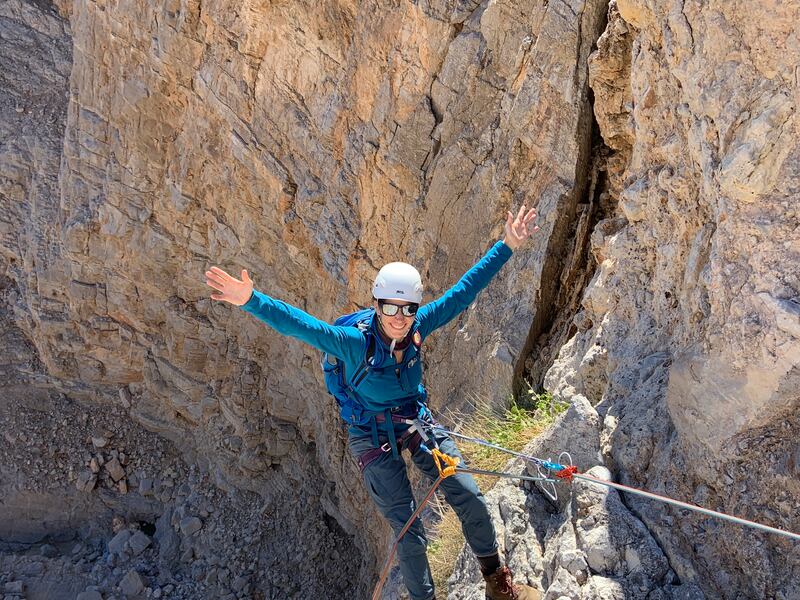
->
[431,424,800,543]
[456,465,555,484]
[370,449,460,600]
[432,426,553,469]
[572,472,800,542]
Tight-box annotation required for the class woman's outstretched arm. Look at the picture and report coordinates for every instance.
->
[205,267,365,362]
[416,204,538,337]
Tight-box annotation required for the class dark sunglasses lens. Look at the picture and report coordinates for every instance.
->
[401,304,419,317]
[380,302,399,316]
[379,302,418,317]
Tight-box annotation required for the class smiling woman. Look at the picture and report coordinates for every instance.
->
[370,260,424,350]
[375,300,418,355]
[204,205,540,600]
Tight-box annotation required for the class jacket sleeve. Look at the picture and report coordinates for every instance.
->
[415,240,513,338]
[240,290,366,363]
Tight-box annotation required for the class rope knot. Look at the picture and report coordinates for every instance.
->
[432,448,459,478]
[555,465,578,481]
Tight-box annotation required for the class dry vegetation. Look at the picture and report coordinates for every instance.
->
[427,389,567,591]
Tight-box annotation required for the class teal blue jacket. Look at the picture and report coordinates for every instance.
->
[241,240,513,416]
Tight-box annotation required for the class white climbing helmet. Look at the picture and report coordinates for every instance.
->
[372,262,424,304]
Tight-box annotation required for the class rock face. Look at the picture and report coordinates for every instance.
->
[1,0,798,599]
[543,0,800,598]
[450,462,704,600]
[3,0,607,587]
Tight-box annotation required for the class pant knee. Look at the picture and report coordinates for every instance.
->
[392,515,427,543]
[448,484,489,520]
[462,494,491,521]
[397,533,428,559]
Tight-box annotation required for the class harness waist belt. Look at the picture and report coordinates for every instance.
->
[373,411,416,424]
[357,428,424,471]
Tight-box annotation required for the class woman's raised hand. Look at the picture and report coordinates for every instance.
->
[205,267,254,306]
[502,204,539,251]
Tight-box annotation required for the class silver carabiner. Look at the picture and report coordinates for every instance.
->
[536,459,559,503]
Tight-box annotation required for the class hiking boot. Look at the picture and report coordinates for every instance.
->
[483,565,541,600]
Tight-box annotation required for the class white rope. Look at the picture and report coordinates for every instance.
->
[574,472,800,542]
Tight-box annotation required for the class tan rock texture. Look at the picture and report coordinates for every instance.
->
[1,0,798,598]
[2,0,606,594]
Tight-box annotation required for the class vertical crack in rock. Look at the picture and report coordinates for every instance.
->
[513,4,612,395]
[518,127,611,393]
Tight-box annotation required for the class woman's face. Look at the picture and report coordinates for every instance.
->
[374,299,416,340]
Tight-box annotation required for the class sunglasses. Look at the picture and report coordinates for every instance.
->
[378,301,419,317]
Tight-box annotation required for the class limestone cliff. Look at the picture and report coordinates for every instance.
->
[541,1,799,597]
[0,0,797,599]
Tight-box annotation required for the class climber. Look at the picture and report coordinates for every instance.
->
[205,204,541,600]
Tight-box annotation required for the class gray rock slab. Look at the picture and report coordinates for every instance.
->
[128,530,151,556]
[119,569,144,597]
[105,457,125,482]
[108,530,132,555]
[179,516,202,536]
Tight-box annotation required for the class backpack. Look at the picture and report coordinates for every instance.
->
[321,309,379,425]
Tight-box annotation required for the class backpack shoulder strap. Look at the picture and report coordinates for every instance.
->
[349,329,375,389]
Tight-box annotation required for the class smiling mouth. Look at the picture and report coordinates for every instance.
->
[388,321,408,332]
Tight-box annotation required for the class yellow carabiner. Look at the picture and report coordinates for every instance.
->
[432,448,460,478]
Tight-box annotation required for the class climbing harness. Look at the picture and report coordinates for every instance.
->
[356,407,436,466]
[357,415,432,471]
